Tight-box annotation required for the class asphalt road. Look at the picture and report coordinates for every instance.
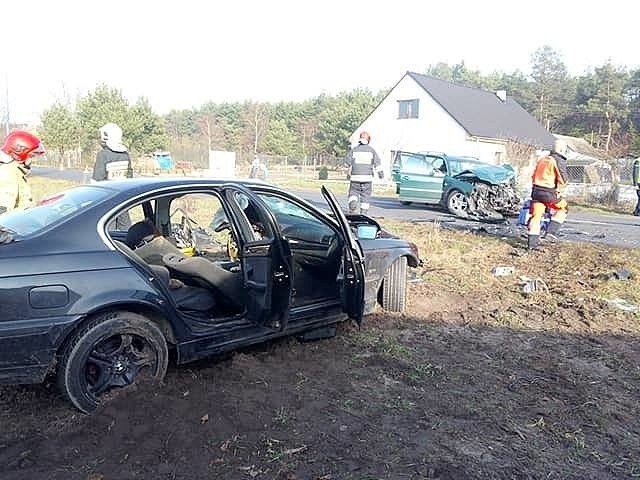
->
[32,167,640,249]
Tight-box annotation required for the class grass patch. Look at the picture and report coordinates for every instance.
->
[28,177,80,202]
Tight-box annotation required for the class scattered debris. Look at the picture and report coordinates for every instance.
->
[239,465,262,478]
[596,269,634,281]
[604,298,639,312]
[492,266,515,277]
[200,413,209,424]
[283,445,307,455]
[613,268,632,281]
[520,276,549,295]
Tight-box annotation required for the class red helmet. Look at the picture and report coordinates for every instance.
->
[1,130,45,162]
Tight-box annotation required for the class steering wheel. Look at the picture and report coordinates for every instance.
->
[170,207,199,249]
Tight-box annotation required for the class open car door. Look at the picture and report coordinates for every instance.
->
[221,184,293,331]
[321,186,365,325]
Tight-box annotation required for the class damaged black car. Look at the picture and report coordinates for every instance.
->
[0,179,420,413]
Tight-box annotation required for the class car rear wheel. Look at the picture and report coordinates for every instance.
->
[446,190,469,217]
[400,200,412,206]
[381,256,407,313]
[57,311,168,413]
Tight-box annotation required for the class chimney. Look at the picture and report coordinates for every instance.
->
[496,90,507,102]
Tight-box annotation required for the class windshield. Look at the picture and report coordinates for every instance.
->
[447,157,483,175]
[0,186,112,238]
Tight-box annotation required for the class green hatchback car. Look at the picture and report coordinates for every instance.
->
[391,151,521,220]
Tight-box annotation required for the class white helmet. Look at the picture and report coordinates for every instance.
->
[552,138,568,157]
[99,123,127,152]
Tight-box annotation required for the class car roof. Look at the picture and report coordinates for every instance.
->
[90,177,273,194]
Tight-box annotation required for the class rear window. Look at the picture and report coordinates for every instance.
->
[0,186,112,238]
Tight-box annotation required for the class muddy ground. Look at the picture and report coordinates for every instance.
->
[1,227,640,480]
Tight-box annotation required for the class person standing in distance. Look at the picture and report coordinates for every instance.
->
[92,123,132,182]
[93,123,132,230]
[527,138,569,249]
[344,131,384,215]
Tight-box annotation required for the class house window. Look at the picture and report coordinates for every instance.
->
[398,99,419,119]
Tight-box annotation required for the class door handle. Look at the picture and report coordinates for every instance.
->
[246,280,266,291]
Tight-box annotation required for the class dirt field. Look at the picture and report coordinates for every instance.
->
[1,224,639,479]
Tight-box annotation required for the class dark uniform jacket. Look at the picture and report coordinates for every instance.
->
[344,143,383,183]
[92,147,132,181]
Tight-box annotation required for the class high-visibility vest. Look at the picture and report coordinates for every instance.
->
[532,155,565,190]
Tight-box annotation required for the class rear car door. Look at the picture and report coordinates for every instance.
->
[321,186,365,325]
[221,184,293,331]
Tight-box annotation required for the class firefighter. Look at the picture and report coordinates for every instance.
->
[93,123,132,229]
[0,130,45,214]
[527,138,569,249]
[344,131,384,215]
[92,123,132,182]
[632,157,640,216]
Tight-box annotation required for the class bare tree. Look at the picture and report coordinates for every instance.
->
[198,113,225,152]
[242,103,270,154]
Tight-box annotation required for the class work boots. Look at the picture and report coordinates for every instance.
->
[543,220,562,242]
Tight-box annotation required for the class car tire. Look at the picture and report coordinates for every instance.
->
[400,201,413,206]
[382,256,407,313]
[57,311,168,414]
[446,190,469,218]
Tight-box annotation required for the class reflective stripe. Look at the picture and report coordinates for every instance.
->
[353,151,374,164]
[350,174,374,182]
[105,160,130,180]
[528,201,546,235]
[360,202,370,209]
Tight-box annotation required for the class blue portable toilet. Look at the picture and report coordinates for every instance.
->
[154,151,174,171]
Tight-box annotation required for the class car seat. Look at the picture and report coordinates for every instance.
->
[162,253,245,311]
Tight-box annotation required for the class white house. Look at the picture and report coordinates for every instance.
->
[350,71,555,179]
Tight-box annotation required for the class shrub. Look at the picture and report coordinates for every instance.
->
[318,165,329,180]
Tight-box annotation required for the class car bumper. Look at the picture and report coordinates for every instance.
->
[0,316,79,384]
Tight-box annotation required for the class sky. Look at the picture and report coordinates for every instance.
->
[3,0,638,123]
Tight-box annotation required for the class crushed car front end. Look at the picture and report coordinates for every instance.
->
[444,160,521,220]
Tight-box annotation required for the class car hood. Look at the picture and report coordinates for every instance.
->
[454,164,515,184]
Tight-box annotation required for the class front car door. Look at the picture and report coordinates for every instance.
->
[221,184,293,331]
[321,186,365,325]
[395,151,445,204]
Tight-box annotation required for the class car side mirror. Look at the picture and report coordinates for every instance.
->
[357,225,378,239]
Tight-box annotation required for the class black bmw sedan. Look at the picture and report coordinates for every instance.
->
[0,178,420,412]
